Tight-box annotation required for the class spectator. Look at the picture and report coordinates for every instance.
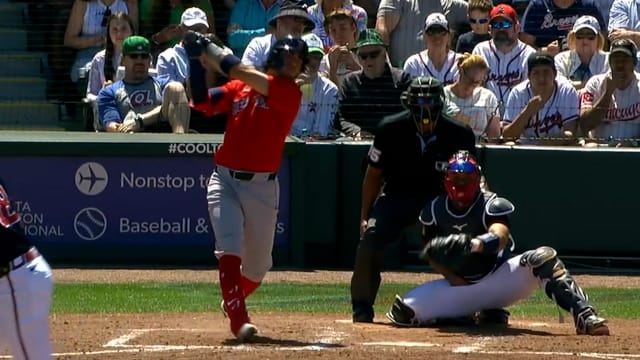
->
[519,0,605,56]
[335,29,412,138]
[156,7,210,85]
[319,9,362,86]
[376,0,469,67]
[86,12,136,102]
[443,54,501,140]
[598,0,615,29]
[64,0,131,84]
[226,0,282,57]
[502,52,579,144]
[98,36,191,133]
[608,0,640,45]
[472,4,536,116]
[456,0,493,54]
[354,0,378,28]
[241,0,315,68]
[555,16,609,90]
[403,13,461,85]
[144,0,215,56]
[581,39,640,143]
[307,0,367,50]
[291,34,340,138]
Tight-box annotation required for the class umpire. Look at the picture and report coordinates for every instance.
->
[350,76,477,322]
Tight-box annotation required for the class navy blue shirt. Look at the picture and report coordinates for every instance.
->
[521,0,605,49]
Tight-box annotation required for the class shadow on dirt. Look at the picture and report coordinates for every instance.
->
[222,335,346,348]
[435,325,554,336]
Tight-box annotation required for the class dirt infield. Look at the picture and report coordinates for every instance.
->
[11,270,640,359]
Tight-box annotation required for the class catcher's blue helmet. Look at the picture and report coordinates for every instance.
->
[264,35,309,72]
[444,151,481,209]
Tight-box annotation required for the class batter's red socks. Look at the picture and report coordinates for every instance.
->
[241,275,261,298]
[218,255,251,336]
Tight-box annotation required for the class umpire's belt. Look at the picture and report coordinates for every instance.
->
[217,166,276,181]
[0,247,40,279]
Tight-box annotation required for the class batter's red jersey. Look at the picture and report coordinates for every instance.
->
[193,75,302,173]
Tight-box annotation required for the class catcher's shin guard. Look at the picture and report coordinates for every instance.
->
[520,246,609,335]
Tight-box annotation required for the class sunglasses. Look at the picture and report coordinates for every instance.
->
[425,28,448,36]
[490,21,513,30]
[127,53,151,60]
[469,17,489,24]
[576,33,597,40]
[101,8,112,27]
[357,49,382,60]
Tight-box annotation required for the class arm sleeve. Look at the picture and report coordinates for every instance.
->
[520,2,538,35]
[241,37,263,67]
[581,76,601,109]
[560,85,579,124]
[377,0,400,16]
[608,0,630,32]
[97,85,123,126]
[155,52,176,82]
[86,54,103,99]
[502,87,525,123]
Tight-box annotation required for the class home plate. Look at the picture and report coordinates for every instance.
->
[362,342,440,347]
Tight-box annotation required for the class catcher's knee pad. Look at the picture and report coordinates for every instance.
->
[519,246,566,279]
[386,295,420,327]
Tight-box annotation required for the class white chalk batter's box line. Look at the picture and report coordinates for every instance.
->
[1,324,636,359]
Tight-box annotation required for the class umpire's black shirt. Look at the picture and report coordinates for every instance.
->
[368,110,477,202]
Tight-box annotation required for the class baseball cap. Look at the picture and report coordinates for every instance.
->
[424,12,449,31]
[356,29,386,48]
[573,15,600,34]
[490,4,518,23]
[269,0,315,32]
[302,33,324,55]
[122,36,150,56]
[527,52,555,72]
[610,39,638,59]
[181,7,209,28]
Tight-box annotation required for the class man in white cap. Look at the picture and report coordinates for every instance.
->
[157,7,211,85]
[291,33,339,138]
[402,13,461,85]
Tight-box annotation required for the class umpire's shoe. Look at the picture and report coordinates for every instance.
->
[575,308,610,336]
[352,301,374,323]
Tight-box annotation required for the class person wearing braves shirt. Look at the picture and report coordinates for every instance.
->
[185,31,308,341]
[350,76,476,323]
[472,4,537,117]
[502,52,579,144]
[581,39,640,143]
[241,0,315,69]
[519,0,605,56]
[0,179,54,359]
[403,13,461,86]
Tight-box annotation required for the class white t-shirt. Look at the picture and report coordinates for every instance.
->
[403,50,461,85]
[503,78,579,139]
[241,34,276,69]
[472,40,537,114]
[291,75,339,137]
[443,85,499,138]
[554,50,609,81]
[582,72,640,139]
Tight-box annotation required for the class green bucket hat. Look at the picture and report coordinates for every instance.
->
[122,36,151,56]
[356,29,387,48]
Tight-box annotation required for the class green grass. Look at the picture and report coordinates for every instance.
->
[52,283,640,319]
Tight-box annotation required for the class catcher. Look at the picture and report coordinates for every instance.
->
[386,151,610,336]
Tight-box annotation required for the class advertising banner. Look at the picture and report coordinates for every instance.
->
[0,157,290,250]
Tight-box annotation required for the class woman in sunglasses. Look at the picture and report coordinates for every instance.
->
[554,15,609,91]
[456,0,493,54]
[403,12,461,86]
[443,54,501,141]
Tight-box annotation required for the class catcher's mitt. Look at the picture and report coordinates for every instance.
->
[420,234,473,276]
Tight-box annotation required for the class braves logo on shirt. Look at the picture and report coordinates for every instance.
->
[530,111,564,135]
[490,70,521,87]
[541,14,579,31]
[606,104,640,122]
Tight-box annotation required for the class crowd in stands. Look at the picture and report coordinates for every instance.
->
[21,0,640,145]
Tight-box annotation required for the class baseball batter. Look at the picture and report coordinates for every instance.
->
[386,151,610,336]
[581,39,640,142]
[186,31,308,342]
[0,179,54,359]
[472,4,536,116]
